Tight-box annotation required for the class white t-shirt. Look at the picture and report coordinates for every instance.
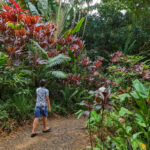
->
[36,87,49,107]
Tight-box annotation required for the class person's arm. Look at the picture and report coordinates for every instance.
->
[46,96,51,112]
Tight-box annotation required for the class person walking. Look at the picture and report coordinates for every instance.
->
[31,79,51,137]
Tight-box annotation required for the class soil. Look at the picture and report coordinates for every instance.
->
[0,116,90,150]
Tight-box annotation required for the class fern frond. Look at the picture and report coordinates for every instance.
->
[127,40,136,53]
[46,54,70,68]
[46,71,67,79]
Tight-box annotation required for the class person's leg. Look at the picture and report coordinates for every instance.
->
[32,118,39,134]
[32,107,41,135]
[43,117,47,131]
[42,107,51,132]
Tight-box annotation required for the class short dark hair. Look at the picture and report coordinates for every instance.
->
[40,79,46,87]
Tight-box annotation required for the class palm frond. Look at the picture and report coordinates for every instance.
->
[46,71,67,79]
[46,54,70,68]
[28,2,40,15]
[37,0,50,20]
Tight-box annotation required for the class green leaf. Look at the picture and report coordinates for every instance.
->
[0,52,8,66]
[132,132,142,140]
[131,139,140,150]
[72,17,85,34]
[17,23,24,29]
[46,54,70,68]
[132,79,148,97]
[77,47,85,61]
[57,44,62,51]
[30,39,48,59]
[118,93,130,102]
[6,22,16,29]
[130,91,140,99]
[134,107,147,127]
[147,109,150,123]
[62,29,72,37]
[69,88,79,100]
[112,137,126,146]
[75,110,84,119]
[6,22,24,29]
[20,70,32,75]
[93,148,100,150]
[47,71,67,79]
[119,107,133,117]
[28,2,40,15]
[68,49,75,62]
[126,126,132,134]
[131,92,148,114]
[113,119,127,135]
[127,40,136,53]
[37,0,49,20]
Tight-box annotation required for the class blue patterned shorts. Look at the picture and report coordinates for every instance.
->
[34,106,48,118]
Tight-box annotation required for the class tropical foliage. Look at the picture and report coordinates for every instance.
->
[0,0,150,149]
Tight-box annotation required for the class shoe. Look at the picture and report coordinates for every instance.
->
[31,133,38,137]
[43,128,51,133]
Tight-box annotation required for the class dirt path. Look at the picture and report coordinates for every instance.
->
[0,116,89,150]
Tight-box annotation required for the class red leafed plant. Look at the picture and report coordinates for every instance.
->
[128,63,150,80]
[60,35,85,58]
[109,53,150,81]
[93,57,104,69]
[111,51,124,63]
[0,0,85,67]
[82,57,91,67]
[84,75,94,82]
[87,57,104,74]
[63,73,82,86]
[115,67,126,73]
[142,70,150,79]
[133,63,150,80]
[0,0,60,66]
[9,0,26,12]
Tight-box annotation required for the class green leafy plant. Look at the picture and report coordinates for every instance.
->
[60,84,79,111]
[0,105,9,122]
[86,110,101,132]
[76,86,114,149]
[112,116,143,150]
[0,52,8,66]
[129,84,150,150]
[72,17,85,34]
[112,79,150,150]
[11,94,33,121]
[51,101,67,115]
[63,17,85,37]
[45,54,70,79]
[119,37,136,54]
[130,79,150,101]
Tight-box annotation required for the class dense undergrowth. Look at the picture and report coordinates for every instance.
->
[0,0,150,149]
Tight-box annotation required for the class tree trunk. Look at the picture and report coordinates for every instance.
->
[71,8,77,30]
[82,2,90,38]
[82,13,88,38]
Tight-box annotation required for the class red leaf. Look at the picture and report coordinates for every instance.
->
[142,70,150,80]
[111,51,124,63]
[9,0,26,12]
[111,56,120,63]
[82,57,91,67]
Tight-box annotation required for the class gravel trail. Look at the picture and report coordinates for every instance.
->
[0,116,89,150]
